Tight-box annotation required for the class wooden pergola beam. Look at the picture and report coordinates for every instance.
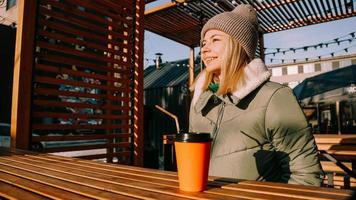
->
[145,2,177,15]
[144,0,356,47]
[145,0,189,15]
[11,0,37,149]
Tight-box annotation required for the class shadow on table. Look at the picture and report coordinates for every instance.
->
[208,177,240,187]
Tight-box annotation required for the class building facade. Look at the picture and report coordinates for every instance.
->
[268,55,356,134]
[269,54,356,88]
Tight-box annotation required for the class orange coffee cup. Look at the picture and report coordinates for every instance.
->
[174,132,212,192]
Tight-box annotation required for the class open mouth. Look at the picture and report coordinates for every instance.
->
[205,57,217,63]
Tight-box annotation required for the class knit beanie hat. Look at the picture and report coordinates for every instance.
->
[201,4,259,59]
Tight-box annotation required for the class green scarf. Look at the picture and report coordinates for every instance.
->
[208,83,219,93]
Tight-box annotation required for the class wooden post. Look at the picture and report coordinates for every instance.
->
[316,103,321,133]
[336,101,341,135]
[188,47,195,88]
[133,0,145,166]
[258,31,265,62]
[11,0,37,149]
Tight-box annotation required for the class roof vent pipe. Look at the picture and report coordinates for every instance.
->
[155,53,163,69]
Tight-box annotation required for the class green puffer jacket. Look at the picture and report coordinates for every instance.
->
[189,59,323,186]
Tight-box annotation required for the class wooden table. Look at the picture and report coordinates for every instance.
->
[0,148,353,200]
[315,134,356,170]
[315,134,356,155]
[314,134,356,188]
[315,134,356,162]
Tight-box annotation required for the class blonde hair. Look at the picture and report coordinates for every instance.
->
[202,36,250,95]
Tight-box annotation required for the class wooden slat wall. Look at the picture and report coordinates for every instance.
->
[11,0,144,166]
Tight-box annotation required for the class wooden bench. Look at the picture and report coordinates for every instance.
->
[315,134,356,189]
[321,161,356,189]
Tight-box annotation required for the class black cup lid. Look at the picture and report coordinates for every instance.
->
[175,132,212,143]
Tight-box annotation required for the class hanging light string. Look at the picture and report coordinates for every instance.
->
[268,43,356,64]
[265,31,356,56]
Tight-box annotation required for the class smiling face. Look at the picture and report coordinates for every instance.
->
[201,29,229,75]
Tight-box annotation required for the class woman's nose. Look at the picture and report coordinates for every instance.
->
[201,43,210,53]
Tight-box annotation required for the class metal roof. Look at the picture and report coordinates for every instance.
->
[145,0,356,47]
[144,58,201,89]
[293,64,356,100]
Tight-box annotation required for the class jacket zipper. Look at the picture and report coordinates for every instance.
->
[211,100,225,151]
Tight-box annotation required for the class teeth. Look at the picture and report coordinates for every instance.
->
[206,57,216,62]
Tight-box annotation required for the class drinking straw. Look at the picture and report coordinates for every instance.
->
[155,105,180,134]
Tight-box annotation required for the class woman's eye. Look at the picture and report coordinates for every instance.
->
[212,38,220,42]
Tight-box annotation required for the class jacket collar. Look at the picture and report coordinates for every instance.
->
[192,58,271,112]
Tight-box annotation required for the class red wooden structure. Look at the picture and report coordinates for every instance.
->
[11,0,144,166]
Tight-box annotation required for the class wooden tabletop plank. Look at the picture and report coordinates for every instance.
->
[5,149,178,178]
[6,154,179,187]
[321,161,353,173]
[208,179,351,200]
[0,158,185,200]
[222,182,350,200]
[209,176,352,196]
[44,153,179,177]
[5,154,350,200]
[205,187,303,200]
[318,144,356,151]
[314,134,356,144]
[22,156,328,199]
[0,181,50,200]
[0,171,96,200]
[29,154,179,182]
[3,156,306,199]
[0,155,300,200]
[8,155,308,200]
[0,164,140,200]
[0,156,239,200]
[0,148,352,200]
[236,180,352,196]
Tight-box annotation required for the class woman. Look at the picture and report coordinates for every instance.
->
[189,4,323,186]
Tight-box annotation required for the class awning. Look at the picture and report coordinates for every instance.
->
[293,64,356,101]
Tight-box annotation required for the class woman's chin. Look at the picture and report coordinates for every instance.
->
[205,66,221,74]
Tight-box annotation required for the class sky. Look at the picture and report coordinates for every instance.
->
[144,1,356,68]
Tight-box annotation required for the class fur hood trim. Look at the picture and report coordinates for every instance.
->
[191,58,271,106]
